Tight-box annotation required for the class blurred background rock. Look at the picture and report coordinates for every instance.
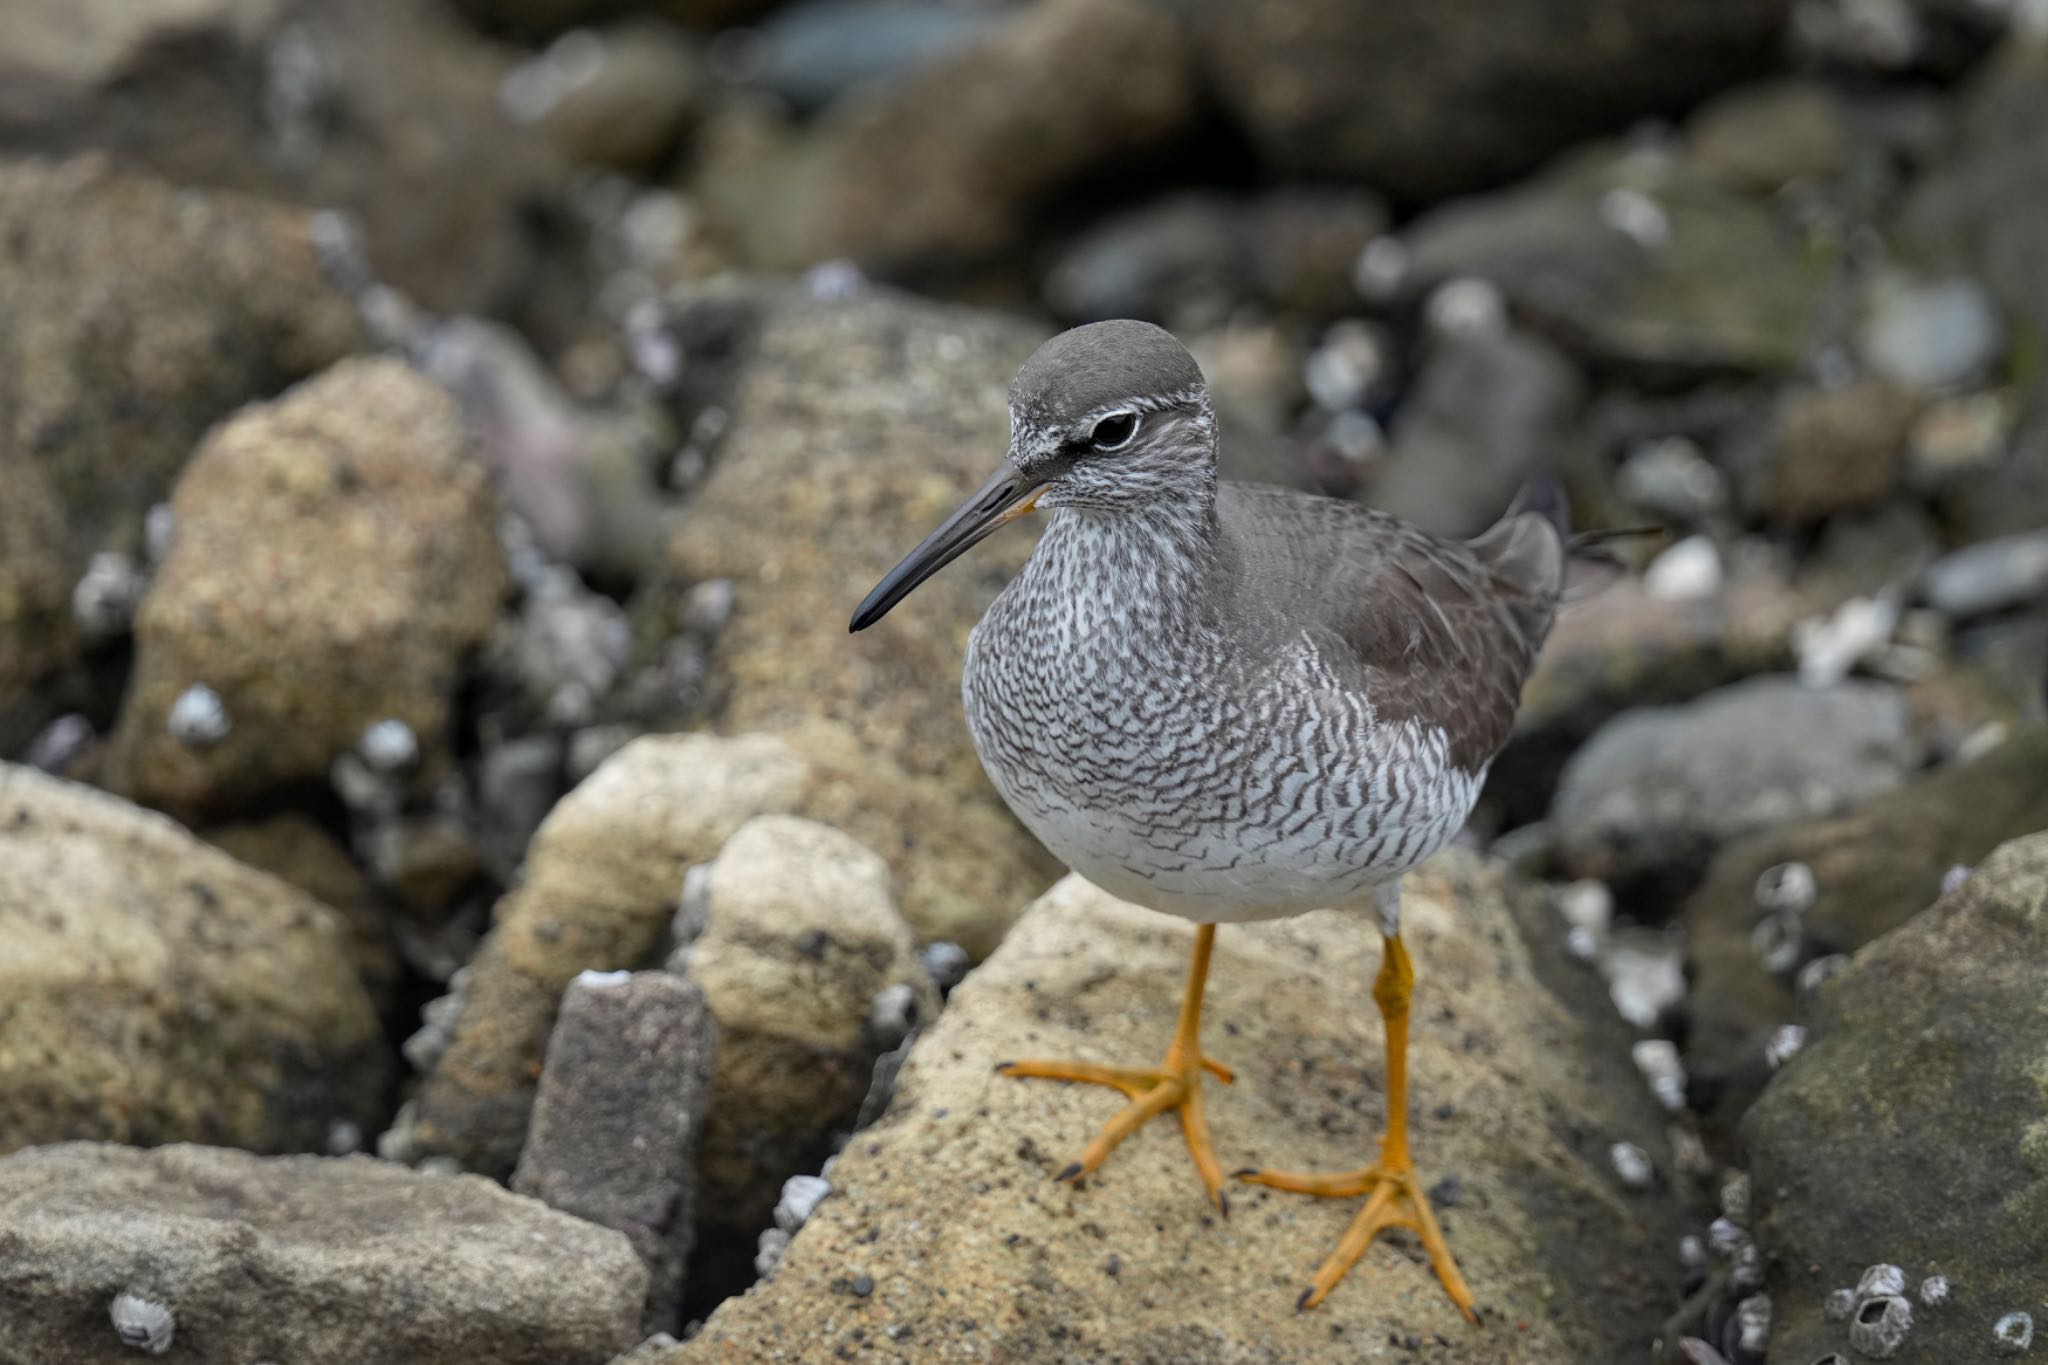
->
[2,0,2045,1361]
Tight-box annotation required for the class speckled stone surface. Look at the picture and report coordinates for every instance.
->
[674,852,1689,1364]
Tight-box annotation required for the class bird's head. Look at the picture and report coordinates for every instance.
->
[851,320,1215,631]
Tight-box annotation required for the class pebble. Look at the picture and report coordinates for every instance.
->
[1631,1038,1687,1112]
[1755,862,1818,918]
[1303,320,1392,414]
[920,941,971,995]
[1644,535,1723,602]
[1917,1275,1951,1308]
[71,552,143,643]
[1921,532,2048,619]
[1825,1287,1858,1322]
[1608,1141,1654,1190]
[165,684,231,747]
[1352,236,1409,300]
[21,714,94,773]
[1763,1024,1807,1069]
[1424,277,1508,340]
[359,718,420,774]
[1908,392,2011,491]
[1859,275,2004,391]
[109,1293,174,1354]
[774,1174,832,1234]
[867,982,921,1047]
[1796,953,1851,1001]
[1617,436,1725,523]
[1794,594,1899,689]
[1598,187,1670,251]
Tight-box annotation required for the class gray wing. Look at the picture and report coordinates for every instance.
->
[1215,482,1565,773]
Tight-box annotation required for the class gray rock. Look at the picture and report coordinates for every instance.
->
[102,359,507,819]
[1403,143,1829,378]
[0,0,563,314]
[1686,79,1848,191]
[1857,273,2005,392]
[0,1143,645,1365]
[1553,676,1917,903]
[1682,727,2048,1140]
[504,20,705,172]
[514,971,717,1336]
[751,0,1006,113]
[0,764,388,1155]
[1193,0,1790,201]
[1920,531,2048,618]
[693,0,1194,272]
[1367,328,1584,537]
[1745,834,2048,1365]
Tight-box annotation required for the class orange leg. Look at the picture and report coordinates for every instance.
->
[997,923,1233,1209]
[1235,932,1477,1321]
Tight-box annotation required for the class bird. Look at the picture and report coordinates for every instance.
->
[849,319,1567,1319]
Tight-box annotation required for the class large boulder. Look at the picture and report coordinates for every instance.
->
[409,733,811,1177]
[661,285,1063,950]
[677,815,938,1239]
[0,464,80,754]
[0,764,387,1154]
[693,0,1194,273]
[675,856,1691,1362]
[1744,833,2048,1364]
[1195,0,1790,202]
[0,0,560,314]
[1401,145,1830,377]
[0,156,364,556]
[0,1142,645,1365]
[1684,727,2048,1138]
[1552,676,1918,906]
[103,358,507,818]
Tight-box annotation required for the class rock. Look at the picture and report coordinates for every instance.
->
[103,358,507,818]
[0,764,387,1154]
[1367,328,1584,538]
[1483,571,1803,829]
[0,463,81,755]
[504,20,707,172]
[694,0,1193,273]
[1758,380,1920,523]
[1402,145,1829,377]
[0,156,364,557]
[409,733,810,1177]
[1920,531,2048,618]
[1686,79,1848,191]
[204,813,399,1010]
[1856,273,2005,393]
[1194,0,1789,202]
[750,0,1006,113]
[0,0,562,314]
[1042,189,1387,329]
[0,1142,645,1365]
[1552,676,1918,906]
[660,285,1062,950]
[453,0,782,41]
[1683,727,2048,1139]
[1743,833,2048,1365]
[671,855,1690,1361]
[514,971,717,1336]
[676,815,938,1239]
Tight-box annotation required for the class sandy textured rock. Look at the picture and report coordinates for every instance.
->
[679,815,939,1238]
[410,733,810,1177]
[1745,833,2048,1365]
[1197,0,1789,202]
[1684,726,2048,1138]
[1759,379,1920,523]
[1553,676,1917,905]
[663,286,1062,951]
[695,0,1193,272]
[675,855,1689,1363]
[0,0,559,314]
[514,971,717,1336]
[104,358,506,817]
[205,813,398,1009]
[0,155,363,556]
[0,463,81,754]
[0,1142,645,1365]
[0,764,387,1154]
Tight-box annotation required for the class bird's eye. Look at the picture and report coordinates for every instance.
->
[1089,411,1139,450]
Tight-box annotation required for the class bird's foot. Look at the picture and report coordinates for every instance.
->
[1234,1157,1477,1321]
[995,1051,1235,1210]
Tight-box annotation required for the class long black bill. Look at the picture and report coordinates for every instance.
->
[849,462,1046,632]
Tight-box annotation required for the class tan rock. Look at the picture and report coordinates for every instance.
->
[410,732,811,1176]
[104,357,507,816]
[677,855,1689,1362]
[663,287,1063,951]
[0,764,387,1154]
[0,462,80,752]
[681,815,939,1237]
[204,812,398,1009]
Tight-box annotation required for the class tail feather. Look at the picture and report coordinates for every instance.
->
[1470,473,1570,601]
